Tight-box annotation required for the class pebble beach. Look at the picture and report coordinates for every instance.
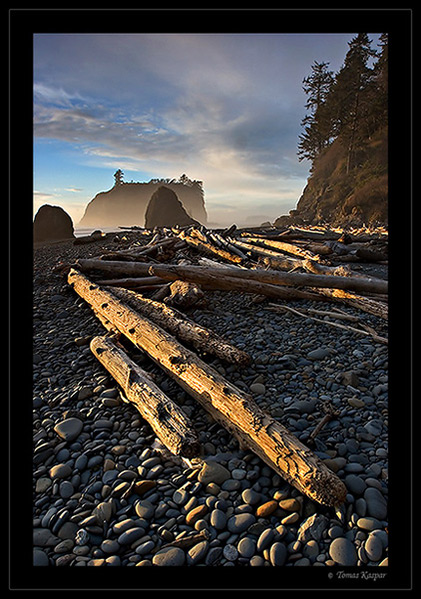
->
[32,232,389,570]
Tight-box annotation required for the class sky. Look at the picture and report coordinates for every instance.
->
[33,32,382,228]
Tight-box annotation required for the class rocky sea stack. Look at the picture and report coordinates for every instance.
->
[145,186,200,229]
[33,204,75,243]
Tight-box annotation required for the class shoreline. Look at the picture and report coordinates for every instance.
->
[32,227,389,569]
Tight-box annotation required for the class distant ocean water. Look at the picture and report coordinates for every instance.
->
[74,226,124,238]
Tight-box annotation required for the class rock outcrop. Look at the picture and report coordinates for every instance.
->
[145,186,200,228]
[33,204,75,242]
[274,126,388,228]
[79,179,207,228]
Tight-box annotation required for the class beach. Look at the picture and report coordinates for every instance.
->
[32,230,389,569]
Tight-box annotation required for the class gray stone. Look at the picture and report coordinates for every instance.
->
[33,528,61,547]
[59,480,74,499]
[49,463,72,480]
[307,348,330,361]
[256,528,274,552]
[223,544,238,561]
[33,548,50,566]
[329,537,358,566]
[53,417,83,442]
[205,546,223,566]
[135,540,155,556]
[186,540,209,565]
[297,514,329,542]
[210,508,227,530]
[237,536,256,558]
[227,513,256,534]
[356,517,383,531]
[364,533,384,562]
[152,546,186,566]
[345,474,367,496]
[250,383,266,395]
[101,539,121,554]
[269,542,287,566]
[135,499,155,520]
[197,461,231,485]
[364,487,387,520]
[118,527,146,545]
[242,488,261,506]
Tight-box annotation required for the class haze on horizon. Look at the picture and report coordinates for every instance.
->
[33,32,381,228]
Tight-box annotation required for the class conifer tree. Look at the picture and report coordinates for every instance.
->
[297,61,335,164]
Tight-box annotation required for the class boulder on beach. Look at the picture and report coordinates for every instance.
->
[34,204,75,242]
[144,186,200,229]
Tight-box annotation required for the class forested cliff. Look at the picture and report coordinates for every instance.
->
[276,33,388,227]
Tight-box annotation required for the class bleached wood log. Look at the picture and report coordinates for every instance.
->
[148,263,388,295]
[68,269,347,507]
[90,335,200,457]
[242,236,324,261]
[110,286,251,365]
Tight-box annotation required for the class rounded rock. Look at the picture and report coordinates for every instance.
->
[227,513,256,534]
[269,542,287,566]
[152,546,186,566]
[329,537,358,566]
[237,536,256,558]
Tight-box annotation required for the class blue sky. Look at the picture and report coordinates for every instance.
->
[33,32,382,227]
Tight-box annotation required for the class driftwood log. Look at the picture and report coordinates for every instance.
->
[149,265,325,301]
[68,268,347,507]
[110,286,251,366]
[148,263,388,295]
[177,230,244,264]
[90,335,200,457]
[241,236,324,261]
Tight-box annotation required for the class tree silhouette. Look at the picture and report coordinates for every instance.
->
[114,169,124,185]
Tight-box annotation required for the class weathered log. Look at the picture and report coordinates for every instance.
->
[148,265,325,301]
[68,269,347,506]
[90,335,200,457]
[96,276,165,288]
[148,263,388,295]
[164,280,206,309]
[110,286,251,366]
[76,259,152,277]
[229,238,304,268]
[242,236,324,261]
[312,287,388,320]
[177,230,244,264]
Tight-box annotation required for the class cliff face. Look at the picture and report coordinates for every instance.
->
[276,126,388,228]
[80,180,207,227]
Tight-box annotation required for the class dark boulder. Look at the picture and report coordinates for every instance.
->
[144,186,200,229]
[34,204,75,242]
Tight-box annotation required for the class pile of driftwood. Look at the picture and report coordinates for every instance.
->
[65,223,388,508]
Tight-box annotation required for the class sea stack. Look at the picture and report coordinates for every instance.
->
[145,186,200,229]
[33,204,75,242]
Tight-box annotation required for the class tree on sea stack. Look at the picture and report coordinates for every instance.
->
[114,169,124,186]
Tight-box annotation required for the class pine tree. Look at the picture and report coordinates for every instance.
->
[328,33,378,173]
[297,61,334,164]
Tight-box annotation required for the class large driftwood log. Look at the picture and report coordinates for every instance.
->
[90,335,200,457]
[149,265,325,301]
[228,238,304,269]
[242,236,324,261]
[110,286,251,366]
[312,287,388,320]
[68,269,347,506]
[148,263,388,295]
[177,230,244,264]
[76,259,152,277]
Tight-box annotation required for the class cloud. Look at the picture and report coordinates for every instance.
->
[33,33,321,225]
